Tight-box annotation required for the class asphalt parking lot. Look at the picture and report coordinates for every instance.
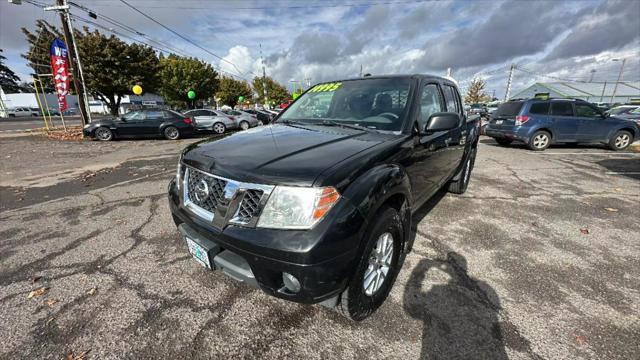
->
[1,134,638,359]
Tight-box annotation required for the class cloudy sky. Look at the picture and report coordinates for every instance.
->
[1,0,639,98]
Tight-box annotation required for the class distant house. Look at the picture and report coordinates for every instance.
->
[511,81,640,104]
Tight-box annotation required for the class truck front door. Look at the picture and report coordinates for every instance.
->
[402,83,449,206]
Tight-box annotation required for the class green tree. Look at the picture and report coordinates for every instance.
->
[22,23,160,115]
[21,20,65,92]
[464,78,491,104]
[77,29,160,115]
[252,76,290,105]
[0,49,22,93]
[216,77,252,108]
[158,54,219,108]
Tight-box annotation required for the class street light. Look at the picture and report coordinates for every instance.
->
[610,58,626,104]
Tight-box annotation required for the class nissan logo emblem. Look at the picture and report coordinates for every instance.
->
[194,179,209,202]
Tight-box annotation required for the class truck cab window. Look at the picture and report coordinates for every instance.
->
[419,84,444,128]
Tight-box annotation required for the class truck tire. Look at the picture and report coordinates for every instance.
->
[495,138,513,146]
[448,146,476,194]
[337,206,403,321]
[528,130,551,151]
[608,130,632,151]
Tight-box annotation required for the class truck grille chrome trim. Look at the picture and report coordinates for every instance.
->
[182,165,274,227]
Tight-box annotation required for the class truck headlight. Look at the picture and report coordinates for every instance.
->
[257,186,340,229]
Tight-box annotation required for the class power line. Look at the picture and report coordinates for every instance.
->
[68,14,251,81]
[67,1,190,56]
[118,0,256,79]
[86,0,431,10]
[65,3,252,81]
[21,0,252,82]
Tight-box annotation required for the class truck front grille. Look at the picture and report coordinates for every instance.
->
[182,166,273,227]
[236,189,264,223]
[186,168,227,213]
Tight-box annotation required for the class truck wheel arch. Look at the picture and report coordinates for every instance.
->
[340,164,413,258]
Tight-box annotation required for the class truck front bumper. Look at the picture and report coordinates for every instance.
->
[167,179,365,305]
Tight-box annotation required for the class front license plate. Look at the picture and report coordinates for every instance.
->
[495,120,503,124]
[186,237,211,269]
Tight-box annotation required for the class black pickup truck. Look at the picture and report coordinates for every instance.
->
[168,75,480,320]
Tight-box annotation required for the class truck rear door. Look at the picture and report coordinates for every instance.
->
[441,84,466,177]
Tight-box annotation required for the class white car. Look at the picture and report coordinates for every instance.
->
[607,105,640,117]
[184,109,238,134]
[7,107,39,118]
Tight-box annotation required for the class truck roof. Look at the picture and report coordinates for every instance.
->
[316,74,457,85]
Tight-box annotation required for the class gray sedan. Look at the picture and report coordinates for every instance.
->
[222,110,262,130]
[184,109,237,134]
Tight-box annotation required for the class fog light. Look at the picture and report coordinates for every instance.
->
[282,272,301,293]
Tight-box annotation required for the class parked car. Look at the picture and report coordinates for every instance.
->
[83,108,194,141]
[184,109,237,134]
[606,105,640,116]
[485,98,639,151]
[222,109,261,130]
[468,103,488,118]
[6,107,39,117]
[168,75,480,321]
[243,109,273,124]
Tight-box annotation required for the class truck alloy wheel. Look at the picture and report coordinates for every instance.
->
[364,232,394,296]
[337,206,403,321]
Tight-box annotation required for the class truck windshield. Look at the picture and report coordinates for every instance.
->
[279,78,412,132]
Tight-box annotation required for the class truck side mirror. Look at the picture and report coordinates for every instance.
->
[423,112,460,133]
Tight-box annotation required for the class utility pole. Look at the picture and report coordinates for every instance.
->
[588,69,596,82]
[599,81,607,103]
[45,0,91,125]
[504,64,515,101]
[259,43,268,109]
[610,58,626,104]
[359,65,363,78]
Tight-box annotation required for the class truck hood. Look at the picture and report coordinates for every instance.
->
[182,123,391,186]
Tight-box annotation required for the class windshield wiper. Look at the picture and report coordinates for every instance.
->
[319,120,373,132]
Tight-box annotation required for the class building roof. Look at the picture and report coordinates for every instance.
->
[512,81,640,99]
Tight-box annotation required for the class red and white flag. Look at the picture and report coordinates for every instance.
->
[50,38,70,112]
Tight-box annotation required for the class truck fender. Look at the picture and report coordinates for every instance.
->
[340,164,412,256]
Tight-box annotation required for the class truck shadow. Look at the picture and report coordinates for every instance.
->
[404,191,508,359]
[403,254,508,359]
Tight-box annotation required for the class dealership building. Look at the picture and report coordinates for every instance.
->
[0,89,165,116]
[511,81,640,104]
